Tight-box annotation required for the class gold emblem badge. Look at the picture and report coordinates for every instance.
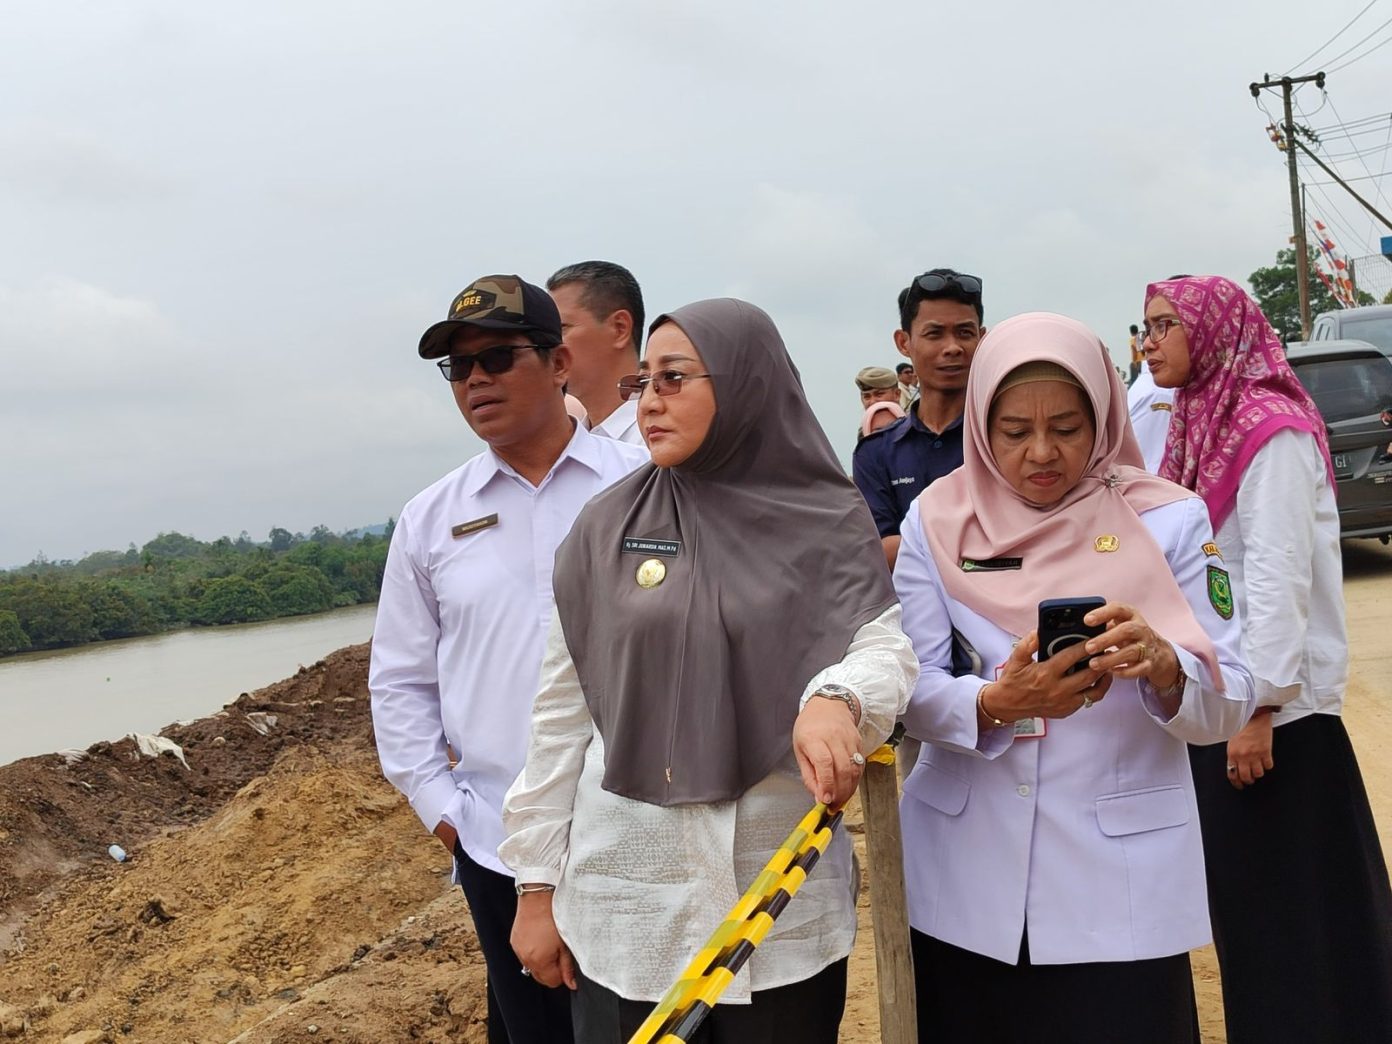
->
[636,558,666,589]
[1094,535,1120,553]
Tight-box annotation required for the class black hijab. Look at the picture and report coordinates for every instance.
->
[551,298,895,806]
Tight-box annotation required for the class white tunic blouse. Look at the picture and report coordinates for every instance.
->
[1214,429,1348,725]
[499,605,917,1002]
[894,495,1255,965]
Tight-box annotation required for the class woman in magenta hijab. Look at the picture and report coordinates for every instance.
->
[893,311,1254,1042]
[1143,274,1392,1044]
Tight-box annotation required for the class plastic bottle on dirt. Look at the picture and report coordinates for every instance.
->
[108,844,127,862]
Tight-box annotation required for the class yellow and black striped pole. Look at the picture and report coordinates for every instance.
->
[626,801,844,1044]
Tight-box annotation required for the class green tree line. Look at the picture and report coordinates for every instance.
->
[0,522,394,658]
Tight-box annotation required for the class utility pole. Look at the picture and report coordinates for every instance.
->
[1251,71,1325,340]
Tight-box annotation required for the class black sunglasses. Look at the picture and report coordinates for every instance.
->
[915,272,983,296]
[436,344,547,382]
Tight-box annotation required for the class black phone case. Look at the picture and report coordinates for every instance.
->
[1038,596,1107,675]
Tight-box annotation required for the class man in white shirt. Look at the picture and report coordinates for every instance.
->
[370,274,647,1044]
[1126,364,1175,473]
[546,261,646,446]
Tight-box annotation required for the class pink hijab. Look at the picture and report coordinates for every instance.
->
[861,400,906,437]
[1144,275,1335,530]
[919,312,1220,682]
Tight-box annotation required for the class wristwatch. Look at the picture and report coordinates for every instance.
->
[811,684,862,725]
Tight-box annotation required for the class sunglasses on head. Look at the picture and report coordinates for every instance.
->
[436,344,547,382]
[915,272,983,296]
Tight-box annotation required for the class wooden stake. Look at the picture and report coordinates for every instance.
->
[858,749,917,1043]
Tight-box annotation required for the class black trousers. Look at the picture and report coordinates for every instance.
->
[454,843,574,1044]
[569,957,847,1044]
[1191,713,1392,1044]
[912,929,1198,1044]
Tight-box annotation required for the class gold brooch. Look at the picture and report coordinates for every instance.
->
[1094,535,1119,553]
[636,559,667,589]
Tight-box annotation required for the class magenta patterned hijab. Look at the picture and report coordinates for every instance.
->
[1144,275,1335,530]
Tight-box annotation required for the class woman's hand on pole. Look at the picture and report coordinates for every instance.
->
[793,697,864,807]
[1081,602,1183,690]
[983,631,1112,721]
[511,891,578,991]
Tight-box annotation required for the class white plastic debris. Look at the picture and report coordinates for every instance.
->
[108,844,127,862]
[57,749,87,766]
[244,712,278,736]
[128,733,190,770]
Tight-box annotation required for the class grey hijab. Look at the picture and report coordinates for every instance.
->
[551,298,896,806]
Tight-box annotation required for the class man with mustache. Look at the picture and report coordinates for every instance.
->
[370,275,646,1043]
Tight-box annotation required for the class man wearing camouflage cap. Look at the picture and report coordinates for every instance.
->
[371,275,647,1043]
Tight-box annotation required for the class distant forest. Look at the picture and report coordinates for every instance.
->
[0,523,394,659]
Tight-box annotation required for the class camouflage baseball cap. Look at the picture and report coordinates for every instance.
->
[418,275,563,359]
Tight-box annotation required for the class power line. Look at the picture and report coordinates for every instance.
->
[1322,139,1392,161]
[1302,165,1369,251]
[1285,0,1381,73]
[1318,12,1392,68]
[1327,27,1392,72]
[1312,110,1392,133]
[1305,170,1392,186]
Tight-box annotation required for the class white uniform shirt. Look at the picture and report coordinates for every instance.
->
[499,606,918,1002]
[1215,428,1347,724]
[369,422,647,875]
[588,398,644,446]
[894,495,1254,965]
[1127,368,1175,473]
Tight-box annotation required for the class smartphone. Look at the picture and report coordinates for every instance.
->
[1038,597,1107,675]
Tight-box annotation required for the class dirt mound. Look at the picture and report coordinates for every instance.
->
[0,645,374,930]
[0,643,493,1043]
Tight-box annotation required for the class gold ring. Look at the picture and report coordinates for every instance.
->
[1137,642,1148,663]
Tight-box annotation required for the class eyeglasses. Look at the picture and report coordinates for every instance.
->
[617,370,713,401]
[915,272,983,296]
[1142,318,1183,344]
[436,344,546,382]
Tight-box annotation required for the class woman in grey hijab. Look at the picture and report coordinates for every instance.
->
[500,299,917,1042]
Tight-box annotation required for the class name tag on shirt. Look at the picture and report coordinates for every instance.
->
[621,537,681,557]
[960,557,1023,572]
[451,514,499,538]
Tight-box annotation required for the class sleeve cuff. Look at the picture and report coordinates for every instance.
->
[410,774,462,835]
[507,866,561,888]
[1254,677,1302,709]
[1139,644,1198,724]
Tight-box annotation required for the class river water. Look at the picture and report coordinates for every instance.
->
[0,603,377,767]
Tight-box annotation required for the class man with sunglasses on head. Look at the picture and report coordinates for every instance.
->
[370,275,646,1044]
[853,269,986,568]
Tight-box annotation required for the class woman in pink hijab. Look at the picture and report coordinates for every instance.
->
[1143,275,1392,1044]
[893,311,1254,1043]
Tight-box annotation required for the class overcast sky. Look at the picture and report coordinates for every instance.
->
[3,1,1389,567]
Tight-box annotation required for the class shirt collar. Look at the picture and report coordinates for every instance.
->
[590,398,639,440]
[461,419,605,497]
[890,403,965,443]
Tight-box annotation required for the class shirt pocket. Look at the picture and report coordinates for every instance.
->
[903,760,970,816]
[1094,784,1190,837]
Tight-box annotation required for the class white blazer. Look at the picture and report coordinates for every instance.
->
[894,495,1254,965]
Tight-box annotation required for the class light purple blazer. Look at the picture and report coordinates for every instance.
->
[894,496,1254,965]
